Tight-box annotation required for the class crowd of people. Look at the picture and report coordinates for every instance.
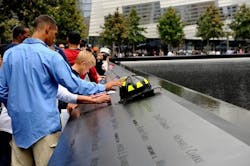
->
[0,15,121,166]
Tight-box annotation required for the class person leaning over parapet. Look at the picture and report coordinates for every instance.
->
[0,15,121,166]
[49,44,111,112]
[50,41,108,111]
[57,50,112,118]
[64,31,102,83]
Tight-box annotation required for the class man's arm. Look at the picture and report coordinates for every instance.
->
[51,54,105,95]
[57,85,111,104]
[51,52,121,95]
[57,85,78,103]
[76,93,110,104]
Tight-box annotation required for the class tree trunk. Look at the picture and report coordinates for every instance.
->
[132,43,135,54]
[112,42,115,57]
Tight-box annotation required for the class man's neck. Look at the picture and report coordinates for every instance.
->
[68,43,79,49]
[32,32,46,43]
[12,39,21,44]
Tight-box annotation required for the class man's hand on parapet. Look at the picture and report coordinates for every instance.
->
[104,81,122,91]
[67,103,80,118]
[91,93,111,104]
[98,75,106,81]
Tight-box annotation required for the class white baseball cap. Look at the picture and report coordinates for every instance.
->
[100,47,111,55]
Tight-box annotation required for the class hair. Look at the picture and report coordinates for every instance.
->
[12,25,28,39]
[67,31,81,45]
[75,50,96,67]
[80,39,86,48]
[34,15,57,30]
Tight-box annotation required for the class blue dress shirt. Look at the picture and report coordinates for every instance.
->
[0,38,105,148]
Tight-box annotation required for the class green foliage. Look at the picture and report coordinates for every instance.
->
[0,18,20,43]
[100,8,127,53]
[100,8,147,54]
[100,14,116,46]
[0,0,86,44]
[0,0,58,27]
[0,0,25,42]
[48,0,86,43]
[229,4,250,40]
[126,8,146,52]
[196,5,224,42]
[157,7,184,49]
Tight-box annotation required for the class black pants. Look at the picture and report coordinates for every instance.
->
[0,131,11,166]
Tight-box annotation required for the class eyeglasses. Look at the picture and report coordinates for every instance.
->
[101,52,109,56]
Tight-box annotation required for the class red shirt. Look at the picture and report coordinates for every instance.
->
[64,49,80,66]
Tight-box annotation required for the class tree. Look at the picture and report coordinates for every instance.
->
[0,0,57,28]
[196,5,224,51]
[126,8,146,53]
[48,0,86,43]
[229,4,250,40]
[157,7,184,51]
[100,8,127,56]
[0,18,20,43]
[0,0,29,43]
[0,0,86,44]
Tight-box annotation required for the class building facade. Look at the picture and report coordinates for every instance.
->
[79,0,250,53]
[87,0,250,40]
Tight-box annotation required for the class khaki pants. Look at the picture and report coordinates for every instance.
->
[11,132,61,166]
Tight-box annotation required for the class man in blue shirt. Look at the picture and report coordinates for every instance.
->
[0,15,120,166]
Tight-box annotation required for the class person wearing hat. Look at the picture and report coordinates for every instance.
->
[100,47,111,72]
[96,47,111,75]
